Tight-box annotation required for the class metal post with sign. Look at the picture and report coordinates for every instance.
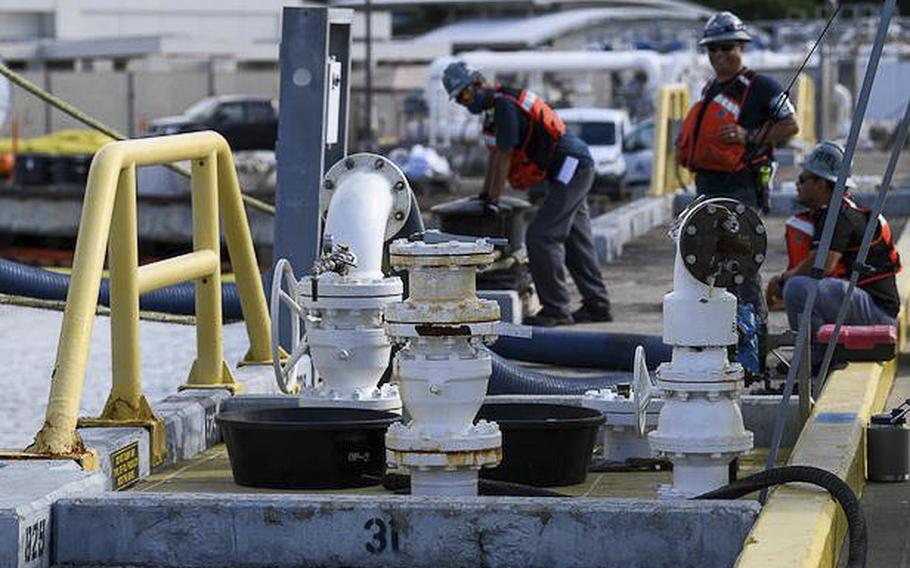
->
[273,6,352,345]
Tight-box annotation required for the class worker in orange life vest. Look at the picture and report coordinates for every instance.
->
[766,141,901,335]
[442,61,612,327]
[677,11,799,207]
[677,11,800,376]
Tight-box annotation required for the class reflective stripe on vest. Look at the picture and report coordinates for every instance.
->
[482,86,565,189]
[676,69,767,173]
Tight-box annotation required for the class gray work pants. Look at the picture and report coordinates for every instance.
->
[526,161,610,316]
[783,276,895,336]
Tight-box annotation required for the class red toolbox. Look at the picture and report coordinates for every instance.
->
[816,324,897,362]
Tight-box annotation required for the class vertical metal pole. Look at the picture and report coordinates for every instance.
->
[798,318,812,423]
[108,164,142,411]
[765,0,896,475]
[274,7,330,282]
[365,0,373,148]
[328,10,352,167]
[126,72,136,138]
[42,60,51,135]
[274,7,352,346]
[187,151,225,385]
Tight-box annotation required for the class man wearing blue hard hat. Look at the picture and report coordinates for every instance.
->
[442,61,612,327]
[766,141,901,336]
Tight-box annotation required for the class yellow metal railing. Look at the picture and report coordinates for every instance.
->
[23,131,273,468]
[649,84,692,196]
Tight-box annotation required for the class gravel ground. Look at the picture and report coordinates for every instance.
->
[0,305,256,449]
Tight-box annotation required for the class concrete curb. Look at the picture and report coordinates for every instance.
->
[53,493,760,568]
[735,222,910,568]
[590,194,675,264]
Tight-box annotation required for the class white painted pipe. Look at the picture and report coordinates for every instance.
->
[323,171,394,281]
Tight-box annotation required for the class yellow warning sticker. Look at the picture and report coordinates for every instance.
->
[110,442,140,490]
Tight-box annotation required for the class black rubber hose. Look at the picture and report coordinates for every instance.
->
[695,465,867,568]
[0,256,249,319]
[491,327,672,371]
[487,351,630,395]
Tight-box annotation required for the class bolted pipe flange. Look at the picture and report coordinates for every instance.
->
[321,153,412,240]
[678,197,766,287]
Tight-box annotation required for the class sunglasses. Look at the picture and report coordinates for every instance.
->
[707,44,738,53]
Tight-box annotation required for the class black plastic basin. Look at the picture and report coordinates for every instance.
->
[477,403,605,487]
[217,407,400,489]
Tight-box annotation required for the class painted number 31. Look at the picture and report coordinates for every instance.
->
[363,518,400,554]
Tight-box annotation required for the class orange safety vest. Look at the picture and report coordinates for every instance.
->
[785,197,901,284]
[483,86,566,189]
[677,69,768,173]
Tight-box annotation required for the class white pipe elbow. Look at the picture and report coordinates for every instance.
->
[323,171,395,281]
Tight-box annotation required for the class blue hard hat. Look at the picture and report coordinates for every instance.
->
[442,61,481,100]
[699,11,752,46]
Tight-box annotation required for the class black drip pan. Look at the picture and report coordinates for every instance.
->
[217,407,400,489]
[477,403,605,487]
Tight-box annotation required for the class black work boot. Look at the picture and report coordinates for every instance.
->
[523,310,574,327]
[572,303,613,323]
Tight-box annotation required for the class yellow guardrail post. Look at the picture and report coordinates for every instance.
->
[795,73,817,147]
[649,84,692,196]
[184,150,235,390]
[19,131,273,468]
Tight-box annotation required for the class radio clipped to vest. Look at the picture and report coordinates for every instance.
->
[483,86,565,189]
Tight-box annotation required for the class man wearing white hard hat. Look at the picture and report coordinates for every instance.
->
[766,141,901,335]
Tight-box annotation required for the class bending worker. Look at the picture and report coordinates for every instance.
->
[766,141,901,336]
[677,10,799,375]
[442,61,612,327]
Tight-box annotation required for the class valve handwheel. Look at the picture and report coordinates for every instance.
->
[270,258,308,395]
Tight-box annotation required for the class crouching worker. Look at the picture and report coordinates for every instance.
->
[766,141,901,337]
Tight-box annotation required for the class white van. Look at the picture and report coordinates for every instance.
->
[556,108,631,197]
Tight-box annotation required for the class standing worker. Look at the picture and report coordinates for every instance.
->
[442,62,612,327]
[676,11,799,376]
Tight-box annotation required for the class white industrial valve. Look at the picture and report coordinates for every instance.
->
[270,153,411,410]
[384,231,503,496]
[648,197,764,497]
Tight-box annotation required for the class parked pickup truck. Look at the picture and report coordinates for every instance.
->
[146,95,277,151]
